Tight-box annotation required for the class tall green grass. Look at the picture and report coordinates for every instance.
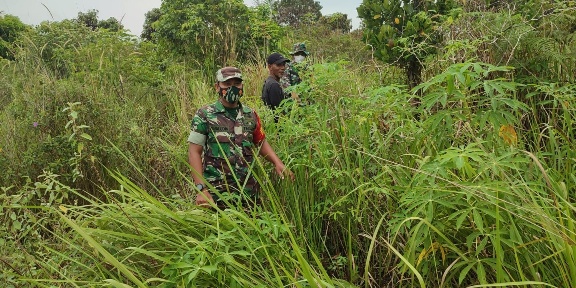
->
[2,19,576,288]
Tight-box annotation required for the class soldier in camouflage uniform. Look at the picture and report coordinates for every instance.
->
[188,66,294,208]
[279,42,310,99]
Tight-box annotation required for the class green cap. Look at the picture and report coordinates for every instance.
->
[289,42,309,55]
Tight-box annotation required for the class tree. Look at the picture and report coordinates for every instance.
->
[319,13,352,33]
[75,10,99,30]
[246,3,284,60]
[141,8,161,41]
[75,10,124,32]
[155,0,252,69]
[0,14,27,60]
[358,0,459,89]
[98,17,124,32]
[272,0,323,27]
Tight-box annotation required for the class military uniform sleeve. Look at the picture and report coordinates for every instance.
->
[187,109,208,145]
[288,65,302,86]
[253,111,265,145]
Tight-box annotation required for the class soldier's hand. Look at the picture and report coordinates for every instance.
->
[275,163,295,181]
[196,189,214,207]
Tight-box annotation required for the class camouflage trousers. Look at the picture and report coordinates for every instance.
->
[209,176,261,209]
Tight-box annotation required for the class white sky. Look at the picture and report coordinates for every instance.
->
[1,0,362,37]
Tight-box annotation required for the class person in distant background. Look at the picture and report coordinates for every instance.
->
[280,42,309,90]
[280,42,310,104]
[261,52,292,122]
[189,66,293,208]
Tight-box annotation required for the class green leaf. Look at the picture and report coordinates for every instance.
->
[103,279,134,288]
[59,212,147,288]
[186,269,200,283]
[455,71,466,86]
[477,261,487,284]
[455,210,469,230]
[473,209,484,232]
[446,74,455,94]
[80,133,92,140]
[475,236,489,257]
[229,250,252,256]
[483,81,494,98]
[454,156,465,169]
[200,265,218,274]
[459,261,474,284]
[13,220,21,230]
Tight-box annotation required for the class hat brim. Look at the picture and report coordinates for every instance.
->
[290,50,310,55]
[273,58,290,65]
[219,76,243,82]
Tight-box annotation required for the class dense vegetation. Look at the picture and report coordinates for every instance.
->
[1,0,575,287]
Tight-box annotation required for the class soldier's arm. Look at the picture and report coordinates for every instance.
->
[189,143,214,206]
[187,109,213,205]
[188,143,204,186]
[259,141,294,181]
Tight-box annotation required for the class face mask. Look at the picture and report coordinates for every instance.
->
[294,55,306,63]
[219,86,243,103]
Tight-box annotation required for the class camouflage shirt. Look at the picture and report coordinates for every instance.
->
[188,100,265,196]
[279,62,302,96]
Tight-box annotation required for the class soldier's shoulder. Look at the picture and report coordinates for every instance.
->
[195,104,210,113]
[241,104,256,114]
[204,101,225,112]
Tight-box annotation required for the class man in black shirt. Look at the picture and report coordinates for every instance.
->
[261,52,291,122]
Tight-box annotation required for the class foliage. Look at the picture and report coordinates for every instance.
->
[155,0,253,71]
[246,3,285,61]
[141,7,161,41]
[288,25,373,67]
[97,17,124,32]
[318,13,353,33]
[1,171,355,287]
[2,4,576,288]
[443,0,576,84]
[75,9,124,32]
[272,0,323,27]
[0,14,27,60]
[438,0,576,161]
[16,19,97,77]
[358,0,461,88]
[75,10,99,30]
[0,172,75,287]
[414,62,527,150]
[1,20,177,193]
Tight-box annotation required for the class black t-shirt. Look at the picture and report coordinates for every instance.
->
[261,75,288,111]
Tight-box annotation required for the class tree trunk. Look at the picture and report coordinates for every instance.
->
[406,60,422,106]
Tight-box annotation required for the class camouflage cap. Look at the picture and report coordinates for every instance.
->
[290,42,309,55]
[216,66,243,82]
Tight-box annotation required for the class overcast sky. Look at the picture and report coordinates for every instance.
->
[1,0,363,37]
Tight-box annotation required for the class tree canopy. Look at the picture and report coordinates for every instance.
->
[141,8,161,41]
[0,14,27,59]
[358,0,459,88]
[319,13,352,33]
[153,0,285,70]
[273,0,323,27]
[75,10,124,32]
